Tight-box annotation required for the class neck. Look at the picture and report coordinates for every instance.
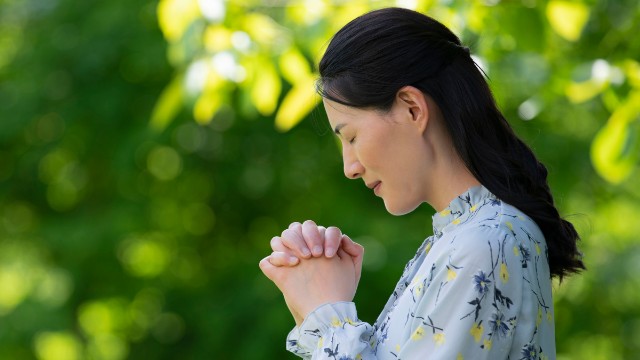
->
[427,156,481,212]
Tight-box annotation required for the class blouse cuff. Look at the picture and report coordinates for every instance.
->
[286,301,359,355]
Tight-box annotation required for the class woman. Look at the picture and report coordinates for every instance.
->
[259,7,584,359]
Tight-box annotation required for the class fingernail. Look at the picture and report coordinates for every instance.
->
[313,245,323,256]
[289,257,299,265]
[325,247,336,257]
[302,248,311,257]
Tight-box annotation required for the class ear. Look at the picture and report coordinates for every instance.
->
[396,86,429,134]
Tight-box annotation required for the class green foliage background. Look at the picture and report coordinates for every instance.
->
[1,0,639,359]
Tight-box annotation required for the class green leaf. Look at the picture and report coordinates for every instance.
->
[591,90,640,183]
[150,75,184,131]
[275,76,318,132]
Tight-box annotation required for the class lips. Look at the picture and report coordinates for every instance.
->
[366,181,381,189]
[366,181,382,195]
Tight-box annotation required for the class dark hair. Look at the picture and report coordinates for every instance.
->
[317,7,584,279]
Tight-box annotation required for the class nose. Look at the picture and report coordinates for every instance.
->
[342,145,364,179]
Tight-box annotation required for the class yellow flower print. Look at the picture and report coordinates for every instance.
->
[536,307,543,327]
[470,204,478,212]
[513,246,520,256]
[546,311,553,323]
[506,221,513,231]
[318,337,323,349]
[415,283,423,297]
[411,326,425,341]
[356,355,363,360]
[535,243,541,255]
[447,268,457,281]
[345,317,356,325]
[395,344,401,352]
[425,242,432,254]
[500,262,510,283]
[540,353,549,360]
[452,218,461,225]
[432,333,445,345]
[483,338,493,350]
[470,322,483,343]
[457,354,464,360]
[331,317,343,328]
[439,209,451,216]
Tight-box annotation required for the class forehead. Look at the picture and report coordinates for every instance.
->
[322,98,379,126]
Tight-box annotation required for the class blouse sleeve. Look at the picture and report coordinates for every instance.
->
[396,225,524,359]
[286,301,376,359]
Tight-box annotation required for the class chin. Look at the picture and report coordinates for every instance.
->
[383,199,421,216]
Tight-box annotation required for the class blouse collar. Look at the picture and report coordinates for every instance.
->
[431,185,499,238]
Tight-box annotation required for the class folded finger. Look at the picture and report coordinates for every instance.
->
[270,236,289,253]
[302,220,323,257]
[288,221,302,230]
[268,251,300,266]
[324,226,342,258]
[281,228,312,259]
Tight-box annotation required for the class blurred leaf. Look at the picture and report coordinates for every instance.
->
[157,0,201,42]
[193,88,223,124]
[565,79,608,103]
[150,75,184,131]
[275,76,318,132]
[250,59,281,116]
[203,25,232,52]
[546,1,590,41]
[278,47,312,85]
[240,13,284,46]
[591,90,640,183]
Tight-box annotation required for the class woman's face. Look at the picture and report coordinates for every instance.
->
[323,98,431,215]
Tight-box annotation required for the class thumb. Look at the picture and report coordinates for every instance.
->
[341,235,364,285]
[341,235,364,259]
[259,256,279,283]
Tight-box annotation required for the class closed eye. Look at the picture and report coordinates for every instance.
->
[349,137,355,144]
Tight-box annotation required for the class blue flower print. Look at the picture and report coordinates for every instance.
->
[473,271,491,294]
[521,343,537,360]
[489,312,510,338]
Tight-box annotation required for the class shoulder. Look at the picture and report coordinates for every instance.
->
[444,221,517,266]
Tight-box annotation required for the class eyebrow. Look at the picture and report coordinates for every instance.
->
[333,123,346,136]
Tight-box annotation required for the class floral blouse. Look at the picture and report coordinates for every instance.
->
[286,185,555,359]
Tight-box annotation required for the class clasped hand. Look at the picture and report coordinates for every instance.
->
[259,220,364,326]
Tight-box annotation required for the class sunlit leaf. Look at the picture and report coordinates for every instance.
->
[193,89,223,124]
[285,1,327,25]
[34,332,83,360]
[204,25,232,52]
[278,48,312,85]
[467,3,488,33]
[250,60,281,116]
[332,2,370,33]
[622,59,640,88]
[240,13,283,46]
[591,90,640,183]
[157,0,201,42]
[275,76,319,132]
[546,1,590,41]
[150,75,184,131]
[565,79,607,103]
